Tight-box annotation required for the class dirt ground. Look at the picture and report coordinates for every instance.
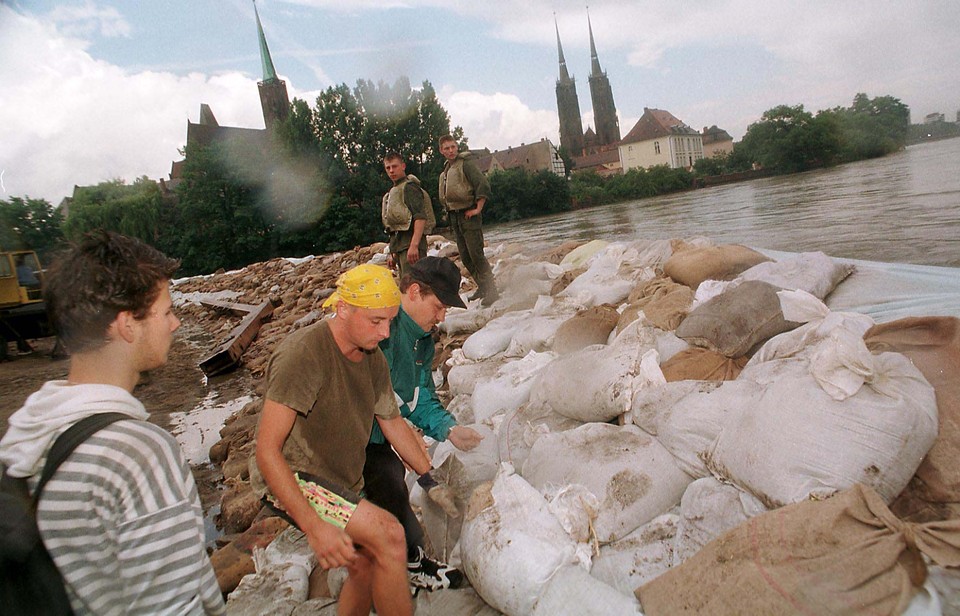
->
[0,320,258,514]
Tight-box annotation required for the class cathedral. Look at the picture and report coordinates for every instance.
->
[555,13,620,158]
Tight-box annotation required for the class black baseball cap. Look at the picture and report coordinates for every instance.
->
[409,257,467,309]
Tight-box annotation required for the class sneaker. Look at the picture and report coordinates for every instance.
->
[408,546,464,591]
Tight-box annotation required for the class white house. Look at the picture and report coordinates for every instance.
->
[619,108,704,171]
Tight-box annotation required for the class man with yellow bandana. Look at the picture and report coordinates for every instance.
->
[255,264,431,616]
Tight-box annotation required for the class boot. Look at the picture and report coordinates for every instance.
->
[467,287,485,302]
[480,283,499,307]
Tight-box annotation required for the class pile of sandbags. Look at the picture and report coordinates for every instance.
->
[209,236,960,615]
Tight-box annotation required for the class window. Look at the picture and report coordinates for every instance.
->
[654,141,661,155]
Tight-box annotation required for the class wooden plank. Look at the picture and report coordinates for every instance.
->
[199,299,275,377]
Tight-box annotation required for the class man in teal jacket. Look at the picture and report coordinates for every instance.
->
[363,256,484,591]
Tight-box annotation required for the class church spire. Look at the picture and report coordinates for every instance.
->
[555,15,571,83]
[588,8,603,76]
[254,1,278,83]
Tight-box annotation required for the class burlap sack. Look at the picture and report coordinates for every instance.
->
[618,277,694,332]
[865,317,960,503]
[663,244,770,290]
[676,280,799,358]
[636,484,960,615]
[660,347,749,381]
[552,304,619,354]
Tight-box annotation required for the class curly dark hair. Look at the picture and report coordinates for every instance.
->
[44,230,180,353]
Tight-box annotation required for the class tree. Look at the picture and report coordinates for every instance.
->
[485,169,571,223]
[737,104,840,173]
[0,196,65,259]
[62,178,173,248]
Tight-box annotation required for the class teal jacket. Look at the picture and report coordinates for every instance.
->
[371,307,456,445]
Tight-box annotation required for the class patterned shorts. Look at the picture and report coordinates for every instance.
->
[264,472,359,530]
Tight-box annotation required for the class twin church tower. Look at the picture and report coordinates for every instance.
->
[555,14,620,158]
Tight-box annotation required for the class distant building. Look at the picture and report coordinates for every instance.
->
[166,2,288,190]
[619,108,704,171]
[554,13,619,157]
[554,19,585,158]
[571,148,621,177]
[701,125,734,159]
[586,12,620,150]
[472,139,566,177]
[925,112,945,124]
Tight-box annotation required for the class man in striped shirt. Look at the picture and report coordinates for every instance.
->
[0,231,225,615]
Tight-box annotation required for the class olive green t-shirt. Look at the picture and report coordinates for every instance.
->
[262,319,400,494]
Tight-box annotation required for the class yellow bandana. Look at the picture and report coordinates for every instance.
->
[321,263,401,311]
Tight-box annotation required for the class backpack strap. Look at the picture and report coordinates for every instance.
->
[33,412,131,505]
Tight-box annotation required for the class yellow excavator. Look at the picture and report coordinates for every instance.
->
[0,250,54,360]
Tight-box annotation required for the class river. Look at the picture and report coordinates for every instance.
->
[485,138,960,268]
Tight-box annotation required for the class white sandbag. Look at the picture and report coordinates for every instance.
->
[446,358,503,397]
[497,261,566,308]
[672,477,767,566]
[460,467,580,616]
[531,565,643,615]
[928,565,960,616]
[529,321,657,423]
[747,289,875,366]
[709,337,938,507]
[461,311,530,360]
[522,423,693,542]
[631,379,763,478]
[413,587,503,616]
[439,305,496,336]
[444,393,474,425]
[226,528,315,614]
[621,238,675,270]
[737,251,855,300]
[504,314,569,357]
[497,399,582,470]
[591,512,679,595]
[472,351,556,424]
[559,243,642,307]
[560,239,609,269]
[653,327,689,363]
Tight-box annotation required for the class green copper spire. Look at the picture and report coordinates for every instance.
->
[254,1,278,83]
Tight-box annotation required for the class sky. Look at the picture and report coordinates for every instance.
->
[2,0,959,205]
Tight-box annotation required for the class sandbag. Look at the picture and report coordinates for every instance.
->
[559,243,644,307]
[737,250,855,299]
[659,347,749,381]
[446,357,502,397]
[553,305,620,354]
[497,400,582,470]
[636,484,960,616]
[417,425,500,564]
[559,239,609,269]
[472,351,556,423]
[504,314,569,357]
[226,527,316,615]
[460,468,580,616]
[663,244,770,289]
[531,564,642,615]
[676,280,800,358]
[461,311,530,360]
[672,477,766,566]
[864,316,960,503]
[619,277,694,332]
[529,321,658,423]
[521,424,692,542]
[591,513,679,595]
[709,334,938,507]
[631,379,761,478]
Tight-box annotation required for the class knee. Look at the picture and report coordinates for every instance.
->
[376,514,407,562]
[346,551,375,584]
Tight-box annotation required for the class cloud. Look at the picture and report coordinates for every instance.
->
[46,0,132,39]
[438,88,559,152]
[0,5,265,203]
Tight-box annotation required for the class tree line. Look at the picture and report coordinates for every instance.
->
[1,89,914,275]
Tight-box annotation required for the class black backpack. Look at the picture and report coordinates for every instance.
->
[0,412,128,615]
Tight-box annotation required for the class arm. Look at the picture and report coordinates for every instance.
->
[462,159,490,219]
[406,218,426,264]
[255,399,357,569]
[376,414,432,475]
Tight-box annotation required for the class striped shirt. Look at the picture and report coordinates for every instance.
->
[37,419,225,615]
